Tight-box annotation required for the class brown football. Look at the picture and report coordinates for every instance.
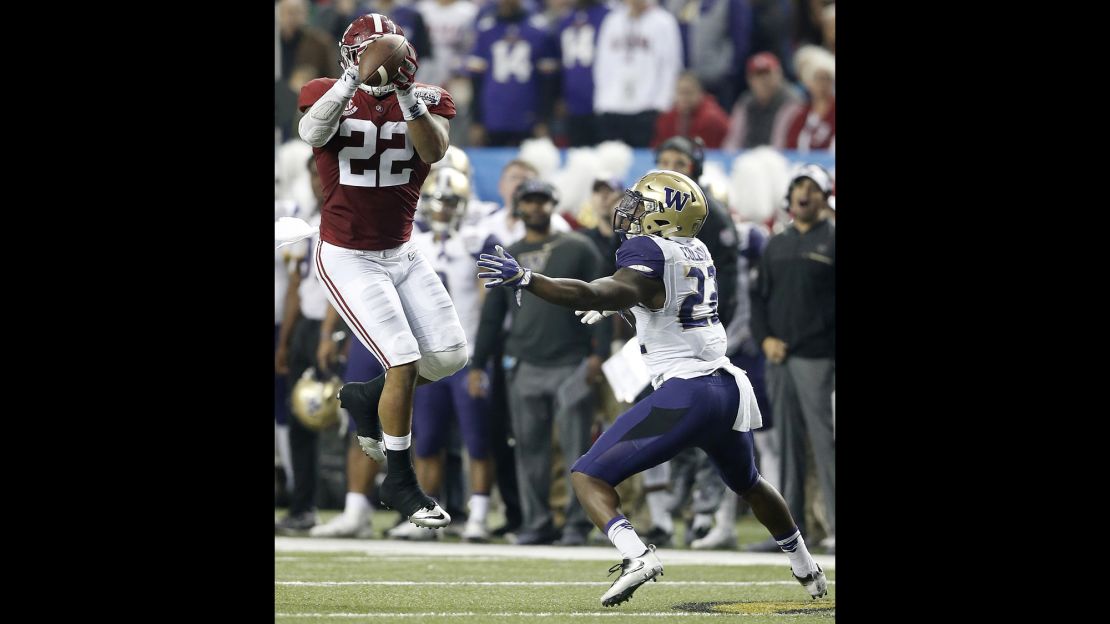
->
[357,33,408,88]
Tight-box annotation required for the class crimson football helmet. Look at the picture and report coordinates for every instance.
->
[338,13,405,95]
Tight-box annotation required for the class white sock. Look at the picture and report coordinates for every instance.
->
[713,491,737,528]
[468,494,490,524]
[345,492,371,517]
[606,515,648,560]
[382,432,411,451]
[691,512,713,532]
[775,529,819,577]
[646,491,674,533]
[275,423,294,490]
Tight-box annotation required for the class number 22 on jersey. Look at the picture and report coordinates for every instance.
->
[337,119,414,188]
[678,264,719,329]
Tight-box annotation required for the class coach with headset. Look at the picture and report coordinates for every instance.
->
[750,164,836,548]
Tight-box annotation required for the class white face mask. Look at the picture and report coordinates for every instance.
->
[360,82,397,97]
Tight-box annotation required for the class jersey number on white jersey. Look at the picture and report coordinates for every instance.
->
[679,265,719,329]
[338,119,414,188]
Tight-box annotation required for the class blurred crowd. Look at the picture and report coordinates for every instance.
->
[276,0,834,151]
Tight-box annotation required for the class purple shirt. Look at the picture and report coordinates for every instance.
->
[470,13,558,132]
[556,5,609,116]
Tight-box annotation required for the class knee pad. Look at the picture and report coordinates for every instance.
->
[418,345,468,381]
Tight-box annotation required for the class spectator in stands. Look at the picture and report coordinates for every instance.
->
[554,0,612,146]
[418,0,478,87]
[663,0,752,112]
[651,72,731,149]
[277,0,337,82]
[721,52,803,149]
[785,46,834,152]
[593,0,682,147]
[467,0,560,146]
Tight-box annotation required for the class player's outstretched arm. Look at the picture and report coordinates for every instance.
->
[526,269,658,312]
[477,245,661,311]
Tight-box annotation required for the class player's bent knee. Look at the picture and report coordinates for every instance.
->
[417,346,468,381]
[735,472,764,496]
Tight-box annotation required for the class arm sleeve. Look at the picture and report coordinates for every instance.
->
[749,239,773,346]
[297,78,350,147]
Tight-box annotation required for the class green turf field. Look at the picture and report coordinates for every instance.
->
[275,512,835,623]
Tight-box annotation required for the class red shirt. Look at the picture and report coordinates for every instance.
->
[298,80,457,250]
[650,95,731,149]
[785,98,835,152]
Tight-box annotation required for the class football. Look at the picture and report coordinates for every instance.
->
[357,33,408,88]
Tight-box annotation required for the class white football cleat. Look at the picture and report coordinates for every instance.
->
[600,544,664,607]
[690,525,737,550]
[793,564,828,599]
[461,519,490,543]
[386,519,440,541]
[308,510,374,538]
[356,436,386,463]
[407,502,451,528]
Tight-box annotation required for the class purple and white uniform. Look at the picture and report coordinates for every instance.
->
[410,222,502,459]
[571,234,763,492]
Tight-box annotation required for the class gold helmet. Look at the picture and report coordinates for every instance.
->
[291,368,342,431]
[429,145,472,178]
[613,170,708,239]
[419,167,471,235]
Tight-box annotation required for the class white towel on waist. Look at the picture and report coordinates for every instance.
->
[720,363,763,432]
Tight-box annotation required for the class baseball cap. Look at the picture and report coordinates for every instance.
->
[513,179,559,206]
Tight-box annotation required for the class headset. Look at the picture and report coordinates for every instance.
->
[783,164,834,212]
[654,135,706,179]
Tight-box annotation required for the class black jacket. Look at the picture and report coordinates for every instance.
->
[698,197,740,328]
[750,219,835,359]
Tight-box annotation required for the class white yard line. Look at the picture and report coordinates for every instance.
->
[275,612,829,618]
[278,580,834,586]
[275,537,835,569]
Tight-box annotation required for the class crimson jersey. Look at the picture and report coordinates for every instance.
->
[298,79,457,250]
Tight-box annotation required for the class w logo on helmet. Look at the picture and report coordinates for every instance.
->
[664,187,692,212]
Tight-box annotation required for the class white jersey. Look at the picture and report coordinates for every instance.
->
[284,208,328,322]
[593,5,683,114]
[417,0,479,86]
[412,222,501,356]
[618,234,763,431]
[619,235,727,387]
[275,200,296,324]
